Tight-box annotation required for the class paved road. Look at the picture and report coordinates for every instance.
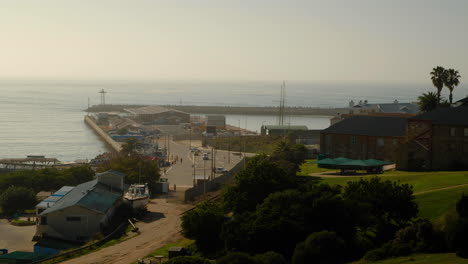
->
[161,138,244,188]
[0,219,35,252]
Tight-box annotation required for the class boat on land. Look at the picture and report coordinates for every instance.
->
[124,183,150,211]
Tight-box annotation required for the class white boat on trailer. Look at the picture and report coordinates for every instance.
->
[124,183,150,211]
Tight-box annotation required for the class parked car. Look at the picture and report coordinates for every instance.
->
[202,153,209,160]
[215,167,228,173]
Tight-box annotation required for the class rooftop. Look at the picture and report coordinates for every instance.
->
[322,115,408,137]
[412,106,468,126]
[124,105,188,115]
[40,180,121,215]
[263,125,308,131]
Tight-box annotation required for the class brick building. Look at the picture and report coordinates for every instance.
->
[397,106,468,171]
[320,115,408,162]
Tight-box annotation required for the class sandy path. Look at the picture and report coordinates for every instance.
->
[62,198,192,264]
[414,183,468,196]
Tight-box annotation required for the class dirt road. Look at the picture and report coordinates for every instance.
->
[62,198,192,264]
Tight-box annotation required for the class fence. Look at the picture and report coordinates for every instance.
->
[32,220,129,264]
[172,134,204,141]
[184,157,246,202]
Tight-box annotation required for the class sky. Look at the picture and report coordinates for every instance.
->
[1,0,467,83]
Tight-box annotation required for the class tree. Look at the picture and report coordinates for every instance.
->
[430,66,448,105]
[417,91,439,112]
[444,68,461,104]
[343,177,418,244]
[121,138,139,155]
[164,256,211,264]
[292,231,347,264]
[457,194,468,218]
[0,186,37,217]
[217,252,258,264]
[181,201,225,253]
[222,185,356,257]
[253,251,287,264]
[222,155,297,214]
[99,154,160,194]
[270,141,308,172]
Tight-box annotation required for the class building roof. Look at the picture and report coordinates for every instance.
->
[124,106,188,116]
[322,115,408,137]
[36,186,75,209]
[40,180,121,215]
[264,125,308,131]
[412,106,468,126]
[377,103,419,114]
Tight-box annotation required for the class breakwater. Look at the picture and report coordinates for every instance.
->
[84,115,122,153]
[86,104,345,116]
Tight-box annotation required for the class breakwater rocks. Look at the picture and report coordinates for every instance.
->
[86,104,345,116]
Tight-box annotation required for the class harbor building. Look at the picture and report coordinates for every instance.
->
[124,106,190,125]
[321,115,408,162]
[397,106,468,171]
[35,170,126,242]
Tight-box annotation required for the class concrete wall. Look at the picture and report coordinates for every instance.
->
[185,157,245,202]
[84,116,122,152]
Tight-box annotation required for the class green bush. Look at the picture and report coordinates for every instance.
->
[164,256,211,264]
[0,186,37,217]
[253,251,286,264]
[216,252,258,264]
[363,242,413,261]
[292,231,347,264]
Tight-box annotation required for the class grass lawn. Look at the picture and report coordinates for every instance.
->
[318,170,468,194]
[352,253,467,264]
[297,166,468,221]
[416,184,468,221]
[297,159,336,176]
[146,238,194,258]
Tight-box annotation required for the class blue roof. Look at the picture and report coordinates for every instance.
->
[41,180,121,215]
[36,186,75,209]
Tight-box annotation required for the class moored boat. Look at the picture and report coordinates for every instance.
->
[124,183,150,211]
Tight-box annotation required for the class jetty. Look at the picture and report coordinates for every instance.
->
[86,104,344,116]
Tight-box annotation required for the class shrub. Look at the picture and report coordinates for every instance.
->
[363,242,412,261]
[165,256,212,264]
[216,252,258,264]
[292,231,347,264]
[254,251,287,264]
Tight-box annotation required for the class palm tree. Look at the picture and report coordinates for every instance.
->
[444,68,461,104]
[430,66,447,105]
[417,91,438,112]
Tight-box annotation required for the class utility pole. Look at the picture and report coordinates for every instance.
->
[203,159,206,194]
[192,152,196,186]
[211,147,214,180]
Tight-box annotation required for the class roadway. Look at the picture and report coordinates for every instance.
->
[160,138,244,188]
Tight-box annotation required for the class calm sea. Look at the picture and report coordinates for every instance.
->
[0,80,465,161]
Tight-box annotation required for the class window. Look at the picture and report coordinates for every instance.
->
[393,139,398,145]
[464,128,468,137]
[40,216,47,225]
[377,138,385,147]
[351,136,357,145]
[66,216,81,222]
[450,127,456,136]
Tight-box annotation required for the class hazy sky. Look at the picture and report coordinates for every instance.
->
[1,0,467,82]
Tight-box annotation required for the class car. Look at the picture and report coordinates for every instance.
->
[202,153,209,160]
[215,167,228,173]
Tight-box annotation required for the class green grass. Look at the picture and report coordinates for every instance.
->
[416,185,468,221]
[352,253,467,264]
[319,171,468,194]
[297,159,336,176]
[301,168,468,221]
[147,238,194,257]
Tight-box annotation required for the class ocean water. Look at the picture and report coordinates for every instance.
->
[0,80,466,161]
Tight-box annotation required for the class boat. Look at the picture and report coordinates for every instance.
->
[124,183,150,211]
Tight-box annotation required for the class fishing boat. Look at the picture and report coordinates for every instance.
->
[124,183,150,211]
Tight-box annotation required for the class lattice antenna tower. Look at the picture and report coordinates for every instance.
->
[278,81,286,126]
[99,89,107,105]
